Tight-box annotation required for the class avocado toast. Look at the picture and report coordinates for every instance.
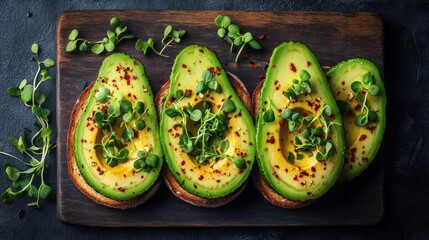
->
[68,53,163,209]
[326,58,386,181]
[157,45,255,207]
[253,42,345,208]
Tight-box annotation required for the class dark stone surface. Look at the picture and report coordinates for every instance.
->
[0,0,427,238]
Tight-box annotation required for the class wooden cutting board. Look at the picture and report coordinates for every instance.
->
[56,10,384,227]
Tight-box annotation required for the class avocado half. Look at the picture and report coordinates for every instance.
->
[68,53,163,208]
[159,45,255,206]
[255,42,345,205]
[327,58,386,181]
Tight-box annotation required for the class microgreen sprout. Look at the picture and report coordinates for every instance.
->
[214,15,262,62]
[351,73,379,126]
[285,70,312,100]
[93,88,158,169]
[66,17,134,55]
[261,98,281,123]
[195,70,223,97]
[1,43,55,208]
[135,25,186,58]
[165,98,245,169]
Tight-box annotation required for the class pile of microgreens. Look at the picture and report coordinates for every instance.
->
[135,25,186,58]
[350,72,379,126]
[93,88,159,171]
[165,70,246,169]
[66,17,134,54]
[1,44,54,208]
[214,15,262,62]
[261,70,340,162]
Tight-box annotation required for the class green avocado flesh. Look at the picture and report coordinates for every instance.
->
[74,53,162,200]
[327,58,386,181]
[160,45,255,199]
[256,42,345,201]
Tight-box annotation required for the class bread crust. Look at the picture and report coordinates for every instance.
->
[155,72,251,207]
[67,81,160,209]
[252,80,309,208]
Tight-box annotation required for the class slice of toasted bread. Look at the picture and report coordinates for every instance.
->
[67,82,160,209]
[155,72,251,207]
[252,80,309,208]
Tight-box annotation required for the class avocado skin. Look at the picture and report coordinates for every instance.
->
[255,42,345,201]
[160,45,256,199]
[327,58,386,181]
[73,53,162,201]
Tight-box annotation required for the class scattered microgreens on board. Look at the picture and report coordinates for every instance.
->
[66,17,134,55]
[214,15,262,62]
[135,25,186,58]
[92,87,159,171]
[351,72,379,126]
[165,71,245,169]
[1,44,55,208]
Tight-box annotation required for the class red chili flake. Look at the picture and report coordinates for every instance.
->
[362,157,369,162]
[279,120,285,127]
[359,134,367,141]
[274,165,280,169]
[181,160,185,166]
[174,133,180,138]
[216,179,221,183]
[285,168,289,173]
[207,66,215,72]
[159,77,164,83]
[118,187,125,192]
[259,74,266,80]
[182,63,187,68]
[299,171,309,177]
[361,90,366,95]
[198,175,204,180]
[89,127,94,131]
[341,80,345,85]
[311,167,316,172]
[314,104,321,111]
[127,93,132,97]
[249,142,253,146]
[97,167,104,175]
[307,192,312,196]
[257,34,265,40]
[293,175,298,181]
[290,63,297,72]
[133,61,138,66]
[351,148,357,153]
[266,136,275,144]
[133,94,137,100]
[366,125,376,133]
[275,86,280,91]
[300,181,306,186]
[250,62,257,70]
[217,104,221,109]
[199,48,204,53]
[274,80,279,85]
[235,131,240,137]
[307,61,311,67]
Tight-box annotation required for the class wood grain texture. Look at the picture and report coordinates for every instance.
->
[56,10,384,227]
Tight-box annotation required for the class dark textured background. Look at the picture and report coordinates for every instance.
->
[0,0,428,239]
